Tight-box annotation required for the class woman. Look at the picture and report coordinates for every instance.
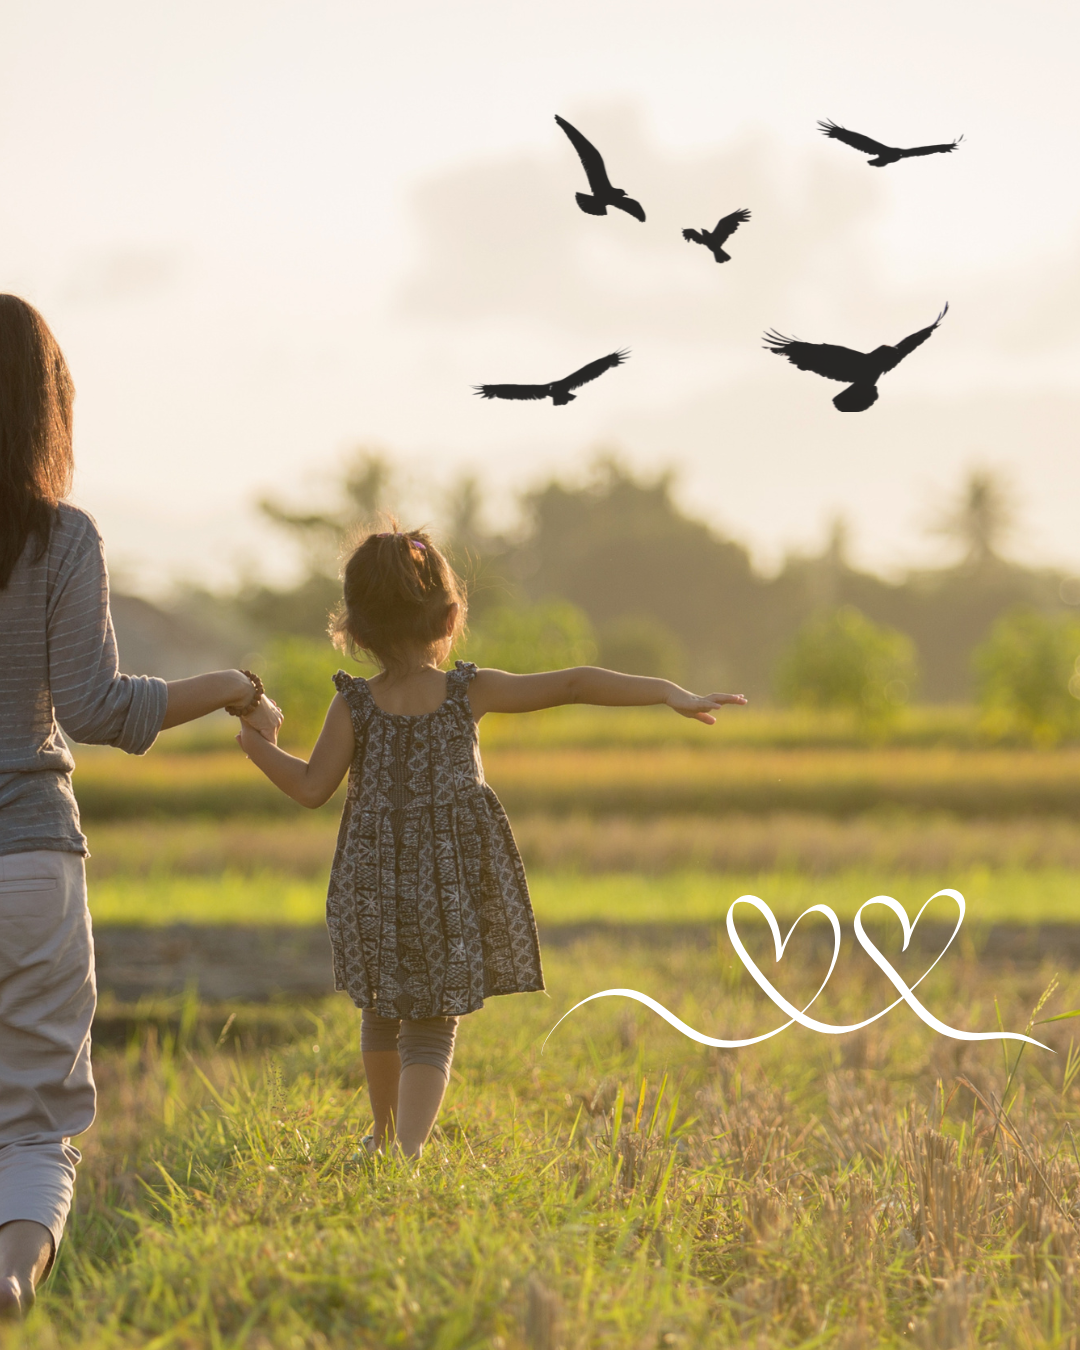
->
[0,294,280,1317]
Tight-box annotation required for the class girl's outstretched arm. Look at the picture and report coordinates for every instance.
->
[236,693,355,807]
[468,667,747,724]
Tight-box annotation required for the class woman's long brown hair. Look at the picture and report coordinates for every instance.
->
[0,295,75,589]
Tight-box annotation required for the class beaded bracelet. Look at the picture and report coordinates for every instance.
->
[224,669,265,718]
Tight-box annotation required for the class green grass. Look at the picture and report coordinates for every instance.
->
[73,744,1080,820]
[86,866,1080,927]
[149,703,1054,752]
[15,934,1080,1347]
[84,812,1080,881]
[482,745,1080,819]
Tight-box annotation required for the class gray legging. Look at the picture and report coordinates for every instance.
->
[360,1009,459,1081]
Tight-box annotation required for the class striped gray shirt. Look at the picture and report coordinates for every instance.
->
[0,503,167,856]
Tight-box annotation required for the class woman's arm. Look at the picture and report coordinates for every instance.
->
[161,671,271,729]
[47,521,168,752]
[48,517,280,747]
[236,694,355,807]
[467,667,747,724]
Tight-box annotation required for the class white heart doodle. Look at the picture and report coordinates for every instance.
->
[543,889,1049,1053]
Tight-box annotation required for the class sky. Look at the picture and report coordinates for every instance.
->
[2,1,1079,593]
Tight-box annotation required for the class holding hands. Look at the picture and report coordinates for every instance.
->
[236,706,281,757]
[222,668,283,743]
[240,695,283,742]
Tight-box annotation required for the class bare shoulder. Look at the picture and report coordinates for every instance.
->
[464,667,500,719]
[325,690,354,726]
[308,690,356,767]
[310,690,355,746]
[466,667,574,718]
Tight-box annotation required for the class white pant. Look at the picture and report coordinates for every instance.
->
[0,851,95,1258]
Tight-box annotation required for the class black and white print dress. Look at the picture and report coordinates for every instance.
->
[326,660,545,1019]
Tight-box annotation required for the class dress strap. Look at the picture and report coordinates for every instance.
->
[333,670,375,725]
[446,659,478,704]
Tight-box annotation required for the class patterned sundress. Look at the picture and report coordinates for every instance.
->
[326,660,545,1019]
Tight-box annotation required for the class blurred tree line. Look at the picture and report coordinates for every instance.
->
[170,450,1080,741]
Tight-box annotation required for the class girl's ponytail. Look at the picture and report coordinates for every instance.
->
[331,522,466,671]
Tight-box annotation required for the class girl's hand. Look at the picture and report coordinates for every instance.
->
[235,719,267,757]
[241,695,283,743]
[665,688,747,725]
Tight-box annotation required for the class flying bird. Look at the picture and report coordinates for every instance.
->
[682,208,751,263]
[763,305,948,411]
[818,119,962,167]
[475,349,629,406]
[554,115,645,221]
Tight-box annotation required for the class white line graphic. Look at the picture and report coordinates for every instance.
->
[543,891,1049,1053]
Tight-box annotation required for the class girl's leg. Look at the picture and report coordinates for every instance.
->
[395,1066,450,1158]
[362,1053,401,1149]
[359,1011,402,1149]
[395,1017,459,1158]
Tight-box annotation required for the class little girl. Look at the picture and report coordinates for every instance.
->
[237,527,746,1158]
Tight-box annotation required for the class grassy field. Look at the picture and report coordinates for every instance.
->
[86,813,1080,880]
[72,744,1080,820]
[150,704,1066,753]
[83,813,1080,928]
[18,722,1080,1343]
[11,934,1080,1347]
[84,866,1080,928]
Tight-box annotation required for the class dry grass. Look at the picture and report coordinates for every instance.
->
[71,743,1080,820]
[73,749,331,821]
[516,813,1080,877]
[86,818,339,880]
[12,934,1080,1347]
[85,812,1080,881]
[483,746,1080,819]
[478,704,988,750]
[151,704,1031,753]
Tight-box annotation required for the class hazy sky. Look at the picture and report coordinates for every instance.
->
[2,1,1079,591]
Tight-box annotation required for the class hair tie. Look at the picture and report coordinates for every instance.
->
[375,530,426,550]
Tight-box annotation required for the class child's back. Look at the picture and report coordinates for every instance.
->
[237,523,745,1156]
[329,659,543,1020]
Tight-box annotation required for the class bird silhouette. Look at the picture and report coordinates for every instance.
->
[819,120,962,167]
[763,305,948,411]
[474,349,630,406]
[682,208,751,263]
[554,116,645,222]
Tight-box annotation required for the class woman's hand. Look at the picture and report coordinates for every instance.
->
[664,688,747,724]
[241,695,283,743]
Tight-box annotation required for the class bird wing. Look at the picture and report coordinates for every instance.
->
[879,304,948,372]
[557,348,629,393]
[710,208,751,245]
[898,138,962,158]
[474,383,550,401]
[818,119,892,157]
[555,115,613,194]
[763,332,870,383]
[616,195,646,222]
[682,228,706,244]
